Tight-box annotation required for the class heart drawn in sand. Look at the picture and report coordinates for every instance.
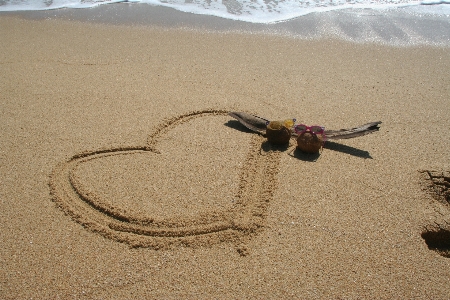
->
[50,110,281,250]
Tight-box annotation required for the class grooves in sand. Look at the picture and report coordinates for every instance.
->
[49,110,281,251]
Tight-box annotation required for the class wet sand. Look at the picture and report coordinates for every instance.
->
[1,11,450,299]
[5,3,450,46]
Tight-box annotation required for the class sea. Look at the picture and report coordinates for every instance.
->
[1,0,449,46]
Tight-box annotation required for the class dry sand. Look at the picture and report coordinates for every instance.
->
[1,14,450,299]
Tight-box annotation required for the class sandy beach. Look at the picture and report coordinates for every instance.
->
[1,10,450,299]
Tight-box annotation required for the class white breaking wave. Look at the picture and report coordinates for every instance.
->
[0,0,449,23]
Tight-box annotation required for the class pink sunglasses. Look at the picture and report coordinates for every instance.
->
[294,124,325,135]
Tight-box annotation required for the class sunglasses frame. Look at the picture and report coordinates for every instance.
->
[294,124,325,135]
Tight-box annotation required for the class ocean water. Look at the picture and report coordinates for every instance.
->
[1,0,449,46]
[1,0,449,23]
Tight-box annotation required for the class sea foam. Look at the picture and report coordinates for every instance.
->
[1,0,449,23]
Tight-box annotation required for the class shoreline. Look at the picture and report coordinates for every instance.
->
[2,3,450,47]
[1,12,450,299]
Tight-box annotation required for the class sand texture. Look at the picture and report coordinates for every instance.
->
[1,16,450,299]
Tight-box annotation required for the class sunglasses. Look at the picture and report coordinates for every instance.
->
[294,124,325,135]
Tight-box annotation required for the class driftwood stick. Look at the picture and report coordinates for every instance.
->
[228,112,381,140]
[324,121,382,140]
[228,112,269,133]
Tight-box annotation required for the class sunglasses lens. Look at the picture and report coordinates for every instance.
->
[295,125,307,133]
[283,119,295,128]
[311,126,324,134]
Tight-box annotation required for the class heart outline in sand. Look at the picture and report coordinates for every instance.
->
[49,110,281,250]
